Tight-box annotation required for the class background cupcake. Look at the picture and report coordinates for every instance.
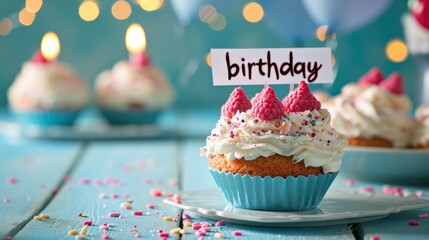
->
[201,82,346,211]
[7,33,89,126]
[326,69,414,148]
[412,104,429,148]
[95,24,174,125]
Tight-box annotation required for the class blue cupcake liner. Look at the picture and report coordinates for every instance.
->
[99,109,160,125]
[209,169,338,211]
[12,110,81,126]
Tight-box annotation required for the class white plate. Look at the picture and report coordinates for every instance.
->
[163,188,429,227]
[342,147,429,185]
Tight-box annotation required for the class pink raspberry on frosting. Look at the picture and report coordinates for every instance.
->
[250,90,264,105]
[358,68,383,86]
[251,87,283,121]
[221,87,252,118]
[379,73,404,95]
[283,81,321,113]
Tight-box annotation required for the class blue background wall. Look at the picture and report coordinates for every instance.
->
[0,0,418,109]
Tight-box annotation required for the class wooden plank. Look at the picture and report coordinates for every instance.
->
[14,141,181,240]
[334,178,429,239]
[179,139,355,239]
[0,138,81,238]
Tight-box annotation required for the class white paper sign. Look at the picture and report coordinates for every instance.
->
[211,48,333,86]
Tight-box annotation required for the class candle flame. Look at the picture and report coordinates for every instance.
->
[125,23,146,54]
[41,32,60,61]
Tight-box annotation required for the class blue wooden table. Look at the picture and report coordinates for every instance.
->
[1,110,428,240]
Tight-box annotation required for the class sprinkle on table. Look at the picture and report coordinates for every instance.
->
[408,221,420,226]
[68,229,79,235]
[369,236,380,240]
[108,212,121,218]
[233,230,242,236]
[418,213,428,218]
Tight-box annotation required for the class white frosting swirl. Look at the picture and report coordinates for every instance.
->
[95,61,174,110]
[202,109,346,173]
[327,84,414,147]
[412,104,429,147]
[8,61,89,110]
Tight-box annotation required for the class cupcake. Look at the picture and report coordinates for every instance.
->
[7,51,89,126]
[412,104,429,148]
[327,68,414,148]
[201,82,347,211]
[95,52,174,125]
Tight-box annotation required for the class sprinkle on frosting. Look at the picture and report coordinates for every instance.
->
[283,81,321,113]
[221,87,252,119]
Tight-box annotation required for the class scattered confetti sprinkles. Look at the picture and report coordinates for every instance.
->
[215,232,225,238]
[345,179,357,186]
[233,230,242,236]
[7,177,17,184]
[170,228,181,234]
[150,189,163,197]
[408,221,420,226]
[33,215,43,221]
[40,214,50,219]
[101,234,109,239]
[80,225,88,235]
[4,198,9,203]
[146,204,155,209]
[179,229,188,234]
[163,216,173,221]
[215,220,225,226]
[83,220,92,226]
[108,212,121,218]
[68,229,79,236]
[418,213,428,218]
[132,210,143,216]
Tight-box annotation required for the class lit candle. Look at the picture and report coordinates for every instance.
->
[32,32,60,64]
[126,23,150,67]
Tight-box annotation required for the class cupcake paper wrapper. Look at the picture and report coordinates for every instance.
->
[12,110,81,126]
[209,169,338,211]
[100,109,159,125]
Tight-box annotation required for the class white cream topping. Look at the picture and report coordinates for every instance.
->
[95,61,174,110]
[327,84,414,147]
[8,61,89,110]
[202,109,346,173]
[412,104,429,147]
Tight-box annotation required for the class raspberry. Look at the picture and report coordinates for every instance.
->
[32,50,48,64]
[358,68,383,86]
[251,87,283,121]
[250,89,264,105]
[221,87,252,118]
[283,81,321,113]
[379,73,404,95]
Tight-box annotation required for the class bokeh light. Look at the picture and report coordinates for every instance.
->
[139,0,163,12]
[19,8,36,26]
[79,0,100,22]
[243,2,264,23]
[209,14,227,31]
[316,25,328,41]
[0,18,13,36]
[386,39,408,63]
[199,5,218,24]
[112,0,132,20]
[26,0,43,13]
[41,32,60,61]
[126,23,146,54]
[205,52,212,67]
